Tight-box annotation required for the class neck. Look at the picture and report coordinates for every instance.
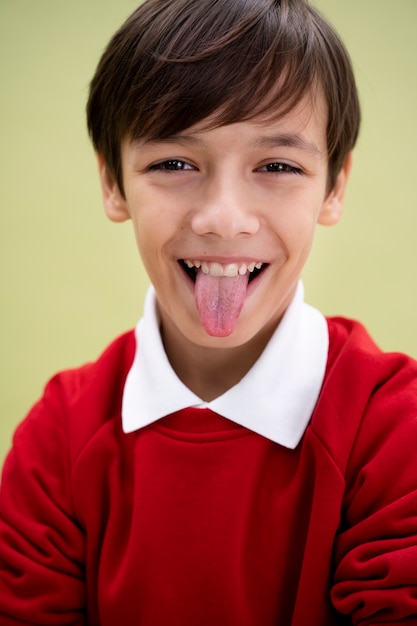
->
[160,316,278,402]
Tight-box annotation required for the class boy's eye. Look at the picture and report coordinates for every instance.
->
[258,162,302,175]
[149,159,194,171]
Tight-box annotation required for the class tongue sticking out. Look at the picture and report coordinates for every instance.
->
[194,271,249,337]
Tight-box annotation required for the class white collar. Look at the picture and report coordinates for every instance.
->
[122,281,329,449]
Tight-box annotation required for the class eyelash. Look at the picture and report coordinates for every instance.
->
[148,160,193,172]
[148,160,303,175]
[258,163,303,175]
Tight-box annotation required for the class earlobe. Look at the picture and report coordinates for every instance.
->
[318,152,353,226]
[97,153,130,223]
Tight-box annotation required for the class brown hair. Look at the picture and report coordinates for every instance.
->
[87,0,360,196]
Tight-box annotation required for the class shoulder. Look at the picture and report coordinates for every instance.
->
[325,316,417,390]
[311,316,417,471]
[11,330,137,464]
[49,329,136,409]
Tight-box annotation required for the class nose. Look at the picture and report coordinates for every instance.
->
[191,175,260,239]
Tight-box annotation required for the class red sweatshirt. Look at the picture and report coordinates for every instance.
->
[1,317,417,625]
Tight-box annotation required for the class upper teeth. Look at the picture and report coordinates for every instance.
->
[184,260,263,277]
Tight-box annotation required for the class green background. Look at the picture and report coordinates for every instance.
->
[1,1,416,466]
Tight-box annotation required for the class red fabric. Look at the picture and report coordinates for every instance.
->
[1,318,417,625]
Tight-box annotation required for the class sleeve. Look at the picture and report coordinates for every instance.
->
[0,376,87,625]
[331,375,417,625]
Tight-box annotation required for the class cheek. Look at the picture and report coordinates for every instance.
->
[271,202,319,239]
[128,209,160,271]
[130,208,179,279]
[270,198,325,257]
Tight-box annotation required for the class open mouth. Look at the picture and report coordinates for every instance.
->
[179,259,268,336]
[179,259,266,284]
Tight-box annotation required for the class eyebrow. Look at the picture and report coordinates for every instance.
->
[250,133,322,157]
[140,131,322,157]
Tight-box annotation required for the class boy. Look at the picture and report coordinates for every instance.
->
[1,0,417,624]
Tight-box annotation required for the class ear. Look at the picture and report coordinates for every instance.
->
[97,153,130,223]
[318,152,353,226]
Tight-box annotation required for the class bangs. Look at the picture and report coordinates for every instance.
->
[125,0,318,142]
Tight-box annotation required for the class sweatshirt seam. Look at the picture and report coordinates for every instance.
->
[307,423,346,483]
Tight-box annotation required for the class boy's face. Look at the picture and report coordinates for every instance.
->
[99,92,351,357]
